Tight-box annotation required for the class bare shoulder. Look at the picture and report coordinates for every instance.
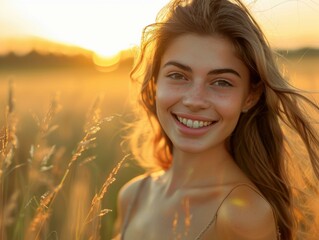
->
[118,174,149,212]
[215,184,277,240]
[118,175,147,205]
[113,174,149,236]
[118,170,164,203]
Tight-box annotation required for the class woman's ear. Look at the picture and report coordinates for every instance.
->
[242,82,263,113]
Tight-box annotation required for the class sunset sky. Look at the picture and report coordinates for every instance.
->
[1,0,319,57]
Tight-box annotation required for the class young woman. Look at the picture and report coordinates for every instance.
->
[114,0,319,239]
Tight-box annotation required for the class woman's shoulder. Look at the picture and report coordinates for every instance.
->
[114,174,151,236]
[215,184,278,239]
[118,174,150,206]
[119,170,165,201]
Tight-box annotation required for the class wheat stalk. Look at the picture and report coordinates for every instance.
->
[26,96,119,239]
[82,154,128,239]
[0,80,19,240]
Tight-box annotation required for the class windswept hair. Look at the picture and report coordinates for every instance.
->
[127,0,319,239]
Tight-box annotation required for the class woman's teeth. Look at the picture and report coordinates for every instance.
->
[177,116,213,129]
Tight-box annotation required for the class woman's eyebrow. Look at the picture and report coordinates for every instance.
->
[208,68,241,78]
[163,61,192,72]
[162,61,241,78]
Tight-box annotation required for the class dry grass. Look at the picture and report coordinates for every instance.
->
[0,81,130,240]
[0,55,317,239]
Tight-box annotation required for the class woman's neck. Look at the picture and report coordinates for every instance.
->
[162,145,240,194]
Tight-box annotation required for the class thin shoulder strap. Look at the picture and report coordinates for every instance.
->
[195,183,281,240]
[121,175,149,240]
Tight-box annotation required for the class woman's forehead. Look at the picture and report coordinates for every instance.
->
[159,34,249,79]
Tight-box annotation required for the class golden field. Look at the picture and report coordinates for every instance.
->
[0,50,318,239]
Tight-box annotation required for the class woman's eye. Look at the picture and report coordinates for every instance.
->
[167,73,187,80]
[212,80,233,87]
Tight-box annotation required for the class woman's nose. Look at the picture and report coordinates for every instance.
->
[182,83,210,111]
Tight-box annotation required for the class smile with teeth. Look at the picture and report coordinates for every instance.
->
[177,116,215,129]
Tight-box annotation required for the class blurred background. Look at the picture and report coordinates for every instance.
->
[0,0,318,239]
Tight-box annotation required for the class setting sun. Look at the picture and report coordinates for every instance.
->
[1,0,319,56]
[2,0,169,56]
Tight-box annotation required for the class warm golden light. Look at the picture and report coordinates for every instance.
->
[2,0,169,57]
[0,0,319,57]
[230,198,247,207]
[249,0,319,49]
[93,52,121,72]
[1,38,33,56]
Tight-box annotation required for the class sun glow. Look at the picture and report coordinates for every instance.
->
[1,0,319,58]
[93,52,121,72]
[5,0,169,57]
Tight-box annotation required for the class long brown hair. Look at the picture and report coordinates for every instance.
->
[128,0,319,239]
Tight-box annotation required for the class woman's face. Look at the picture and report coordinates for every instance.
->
[156,34,254,154]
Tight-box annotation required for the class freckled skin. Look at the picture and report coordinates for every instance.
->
[115,35,277,240]
[156,34,253,155]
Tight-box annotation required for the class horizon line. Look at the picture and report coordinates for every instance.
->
[0,36,319,58]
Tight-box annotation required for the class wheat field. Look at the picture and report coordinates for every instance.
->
[0,53,318,239]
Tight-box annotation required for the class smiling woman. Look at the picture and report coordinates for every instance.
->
[156,34,254,154]
[114,0,319,240]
